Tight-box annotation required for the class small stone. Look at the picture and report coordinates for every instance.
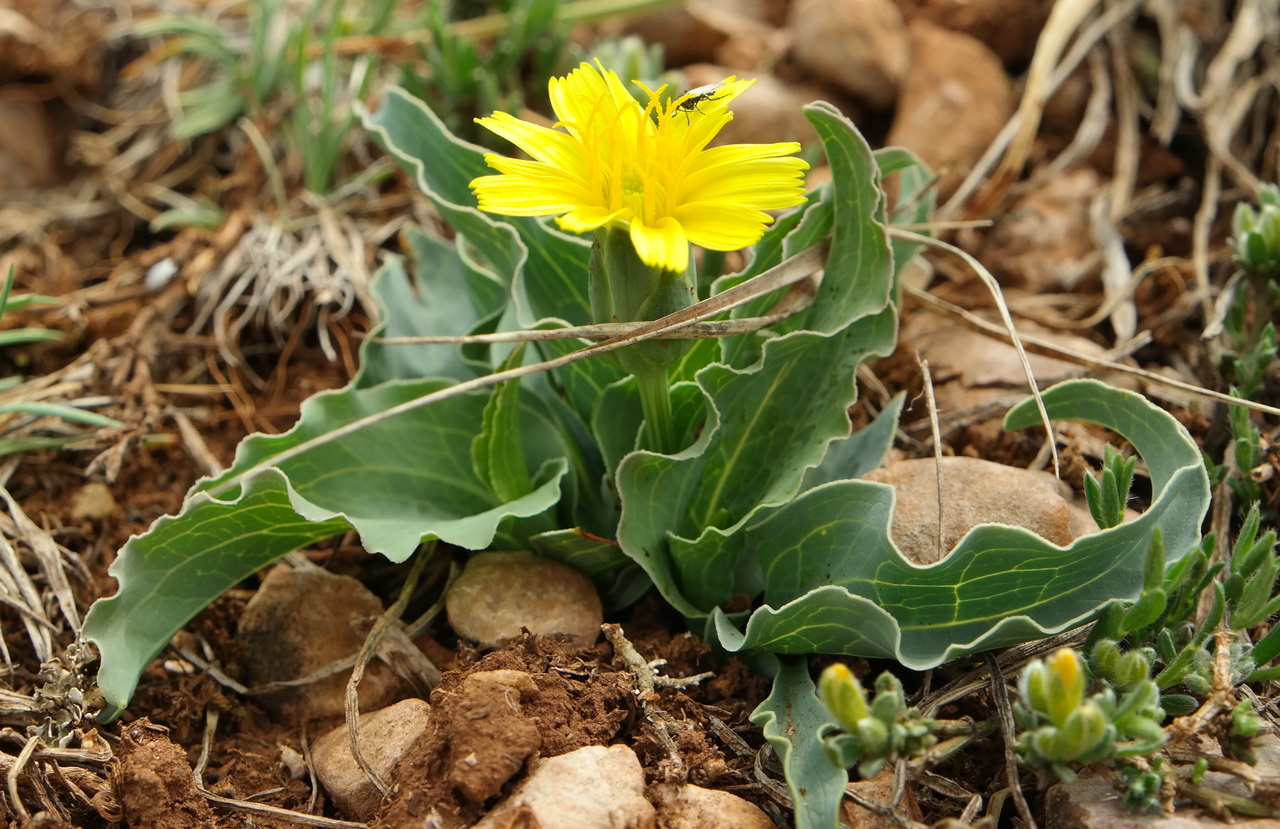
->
[616,6,728,66]
[893,0,1053,66]
[312,699,433,822]
[885,19,1014,200]
[862,457,1075,564]
[789,0,909,109]
[843,764,924,827]
[237,564,416,721]
[1046,768,1271,828]
[70,482,116,521]
[446,551,603,648]
[653,783,776,829]
[473,745,656,829]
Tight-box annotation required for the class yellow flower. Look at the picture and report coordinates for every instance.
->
[470,61,809,273]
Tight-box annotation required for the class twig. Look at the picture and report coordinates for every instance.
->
[344,547,433,799]
[199,787,368,828]
[890,229,1059,476]
[984,653,1037,829]
[902,284,1280,417]
[7,733,38,822]
[202,242,828,500]
[917,356,945,562]
[601,623,713,696]
[370,312,802,346]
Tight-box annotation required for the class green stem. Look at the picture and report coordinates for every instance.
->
[636,367,677,454]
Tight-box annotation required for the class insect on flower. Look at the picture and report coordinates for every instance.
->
[470,61,809,273]
[674,82,729,117]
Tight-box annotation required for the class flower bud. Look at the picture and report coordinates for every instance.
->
[819,663,868,731]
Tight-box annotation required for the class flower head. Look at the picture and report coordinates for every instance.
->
[471,61,809,272]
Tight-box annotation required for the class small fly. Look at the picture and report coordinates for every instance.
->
[674,81,729,117]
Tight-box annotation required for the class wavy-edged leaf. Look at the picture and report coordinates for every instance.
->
[614,101,898,616]
[82,376,568,710]
[711,379,1211,669]
[359,88,623,421]
[752,657,847,829]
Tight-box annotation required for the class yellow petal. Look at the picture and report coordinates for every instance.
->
[476,112,585,175]
[675,203,774,250]
[558,205,629,233]
[630,216,688,272]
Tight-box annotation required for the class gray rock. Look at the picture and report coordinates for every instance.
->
[652,783,776,829]
[885,19,1014,200]
[446,551,602,647]
[862,457,1076,565]
[312,698,432,821]
[789,0,909,109]
[474,745,655,829]
[237,564,416,721]
[1047,769,1280,828]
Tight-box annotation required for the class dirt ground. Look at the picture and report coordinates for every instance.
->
[0,0,1278,827]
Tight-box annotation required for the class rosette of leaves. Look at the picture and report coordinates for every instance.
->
[83,82,1211,829]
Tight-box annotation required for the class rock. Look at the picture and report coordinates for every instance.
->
[652,783,776,829]
[885,20,1014,200]
[237,564,417,721]
[447,670,542,803]
[683,64,823,147]
[843,763,924,827]
[893,0,1052,66]
[0,99,64,193]
[473,745,656,829]
[446,551,603,648]
[861,457,1076,564]
[1046,768,1280,828]
[976,166,1105,292]
[70,482,116,521]
[312,698,433,821]
[789,0,909,109]
[112,719,215,829]
[615,6,728,67]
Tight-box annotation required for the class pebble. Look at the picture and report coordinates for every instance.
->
[789,0,909,110]
[446,551,603,648]
[843,764,924,827]
[892,0,1052,67]
[884,19,1014,200]
[652,783,776,829]
[1046,765,1280,828]
[473,745,656,829]
[312,698,433,821]
[862,457,1076,564]
[236,564,417,721]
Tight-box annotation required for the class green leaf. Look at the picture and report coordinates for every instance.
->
[82,375,568,710]
[359,87,623,423]
[873,146,935,278]
[614,100,898,616]
[800,392,906,491]
[473,347,534,502]
[0,329,62,347]
[710,379,1211,670]
[752,657,848,829]
[529,528,650,608]
[0,402,122,429]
